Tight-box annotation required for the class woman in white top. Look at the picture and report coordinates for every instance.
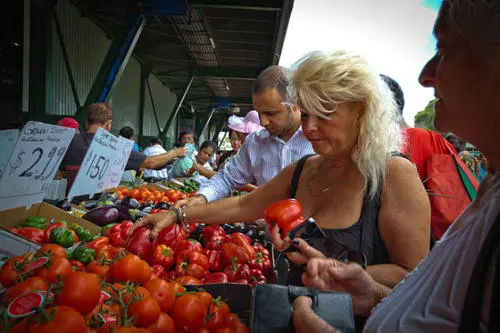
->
[291,1,500,332]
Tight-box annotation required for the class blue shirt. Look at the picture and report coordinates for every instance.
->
[133,143,140,152]
[198,127,314,202]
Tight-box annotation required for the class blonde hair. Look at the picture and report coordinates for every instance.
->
[289,50,402,198]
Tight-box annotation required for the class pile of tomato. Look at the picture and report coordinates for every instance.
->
[0,243,250,333]
[114,187,193,205]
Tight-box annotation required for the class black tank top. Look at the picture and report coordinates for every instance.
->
[286,154,390,285]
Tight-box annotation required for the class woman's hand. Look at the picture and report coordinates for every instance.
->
[127,211,177,240]
[271,224,326,265]
[293,296,341,333]
[302,258,390,316]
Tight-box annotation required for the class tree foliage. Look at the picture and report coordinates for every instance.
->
[414,99,436,130]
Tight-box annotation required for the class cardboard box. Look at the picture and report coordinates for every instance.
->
[0,202,101,256]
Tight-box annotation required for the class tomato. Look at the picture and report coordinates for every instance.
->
[128,295,161,327]
[97,323,149,333]
[170,293,209,332]
[224,314,249,333]
[27,305,87,333]
[0,256,27,287]
[122,286,151,304]
[144,279,177,313]
[171,281,186,294]
[36,256,72,284]
[149,312,176,333]
[35,244,67,258]
[205,298,231,331]
[97,245,121,260]
[214,329,235,333]
[175,275,203,285]
[1,276,48,304]
[55,272,101,315]
[70,260,86,272]
[110,254,150,284]
[86,259,110,280]
[85,303,118,328]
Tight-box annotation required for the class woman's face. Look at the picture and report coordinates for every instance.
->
[230,131,243,152]
[301,102,363,159]
[419,3,500,146]
[197,146,215,165]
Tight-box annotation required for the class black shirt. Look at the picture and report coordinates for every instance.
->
[60,133,146,171]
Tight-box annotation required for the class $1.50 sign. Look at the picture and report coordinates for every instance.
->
[0,122,75,209]
[67,127,134,200]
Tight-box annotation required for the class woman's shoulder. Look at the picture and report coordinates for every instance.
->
[385,155,418,178]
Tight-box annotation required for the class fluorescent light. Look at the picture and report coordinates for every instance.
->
[209,37,216,49]
[225,84,230,91]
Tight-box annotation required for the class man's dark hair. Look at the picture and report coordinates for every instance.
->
[200,140,217,152]
[150,138,162,145]
[253,65,291,102]
[119,126,134,139]
[87,103,113,125]
[380,74,405,117]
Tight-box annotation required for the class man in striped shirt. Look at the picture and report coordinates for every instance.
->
[175,65,314,207]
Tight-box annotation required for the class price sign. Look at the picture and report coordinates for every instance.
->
[0,129,19,179]
[0,122,75,209]
[67,127,134,200]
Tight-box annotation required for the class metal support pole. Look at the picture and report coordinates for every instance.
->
[146,77,162,134]
[212,117,227,142]
[75,15,146,124]
[197,105,217,141]
[161,70,196,137]
[138,64,146,140]
[217,130,228,151]
[51,6,80,110]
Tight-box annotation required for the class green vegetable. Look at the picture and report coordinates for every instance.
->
[71,246,96,265]
[97,200,114,208]
[69,223,94,243]
[49,227,75,248]
[21,216,47,229]
[101,223,117,236]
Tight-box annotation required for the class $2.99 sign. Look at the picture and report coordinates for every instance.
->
[67,127,134,200]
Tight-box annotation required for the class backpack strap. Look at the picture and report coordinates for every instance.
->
[459,212,500,332]
[289,154,315,199]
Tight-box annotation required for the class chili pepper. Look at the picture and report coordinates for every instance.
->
[205,236,224,251]
[223,258,251,282]
[49,227,75,248]
[71,246,96,265]
[204,249,222,271]
[106,221,133,247]
[221,233,256,264]
[125,226,154,260]
[264,199,306,238]
[100,223,117,236]
[17,227,45,244]
[174,239,203,259]
[202,225,226,244]
[84,236,109,253]
[249,252,272,275]
[43,222,68,243]
[149,244,175,270]
[203,272,228,284]
[21,216,47,229]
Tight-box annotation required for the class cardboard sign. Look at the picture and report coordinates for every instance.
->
[67,127,134,201]
[0,122,75,209]
[0,129,19,179]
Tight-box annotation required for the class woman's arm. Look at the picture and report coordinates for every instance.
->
[191,162,217,178]
[370,156,431,287]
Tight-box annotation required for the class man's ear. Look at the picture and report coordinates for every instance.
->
[104,120,112,131]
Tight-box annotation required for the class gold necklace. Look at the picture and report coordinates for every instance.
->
[308,158,346,197]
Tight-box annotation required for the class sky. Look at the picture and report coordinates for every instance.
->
[279,0,442,126]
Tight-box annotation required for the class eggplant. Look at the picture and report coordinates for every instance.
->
[82,206,120,226]
[55,199,71,211]
[141,206,152,215]
[79,200,98,210]
[127,198,141,209]
[103,192,119,202]
[221,224,234,232]
[225,224,244,234]
[242,225,258,240]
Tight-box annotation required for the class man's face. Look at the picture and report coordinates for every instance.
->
[252,88,292,137]
[181,133,195,146]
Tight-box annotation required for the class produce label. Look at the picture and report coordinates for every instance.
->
[0,122,75,209]
[21,256,49,274]
[98,290,111,304]
[7,291,45,318]
[67,127,134,201]
[0,129,19,180]
[98,313,117,324]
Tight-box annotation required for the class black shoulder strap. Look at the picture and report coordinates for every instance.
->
[459,212,500,332]
[289,154,315,198]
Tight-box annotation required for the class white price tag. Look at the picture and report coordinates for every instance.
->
[0,122,75,209]
[0,129,19,179]
[67,127,134,200]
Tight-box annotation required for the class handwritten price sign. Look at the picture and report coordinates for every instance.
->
[67,127,134,200]
[0,129,19,179]
[0,122,75,209]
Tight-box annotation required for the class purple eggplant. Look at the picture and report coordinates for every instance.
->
[82,206,120,226]
[56,200,71,211]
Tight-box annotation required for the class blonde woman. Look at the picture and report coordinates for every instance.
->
[130,51,430,288]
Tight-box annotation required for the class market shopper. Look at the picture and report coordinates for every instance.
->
[118,126,140,152]
[177,131,195,148]
[187,141,218,179]
[60,103,187,172]
[292,1,500,332]
[142,138,170,182]
[130,52,430,289]
[174,65,314,208]
[57,117,80,133]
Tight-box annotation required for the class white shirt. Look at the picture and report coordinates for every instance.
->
[197,127,314,202]
[364,173,500,333]
[142,144,169,179]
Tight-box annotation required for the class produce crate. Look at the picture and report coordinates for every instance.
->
[185,283,252,326]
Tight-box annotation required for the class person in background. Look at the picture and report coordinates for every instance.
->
[188,140,218,179]
[61,103,186,172]
[173,65,314,209]
[57,117,80,134]
[142,138,170,182]
[218,110,263,170]
[292,1,500,331]
[119,126,140,152]
[177,131,195,148]
[445,132,467,153]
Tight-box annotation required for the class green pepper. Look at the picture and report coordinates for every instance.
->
[101,223,117,236]
[69,223,94,243]
[49,227,75,248]
[21,216,47,229]
[71,246,96,265]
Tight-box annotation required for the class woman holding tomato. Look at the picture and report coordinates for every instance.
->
[130,51,430,289]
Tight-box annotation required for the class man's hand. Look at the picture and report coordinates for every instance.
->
[172,194,207,209]
[174,147,188,158]
[302,258,390,316]
[128,210,176,240]
[293,296,341,333]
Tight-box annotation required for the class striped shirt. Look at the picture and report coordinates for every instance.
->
[198,127,314,202]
